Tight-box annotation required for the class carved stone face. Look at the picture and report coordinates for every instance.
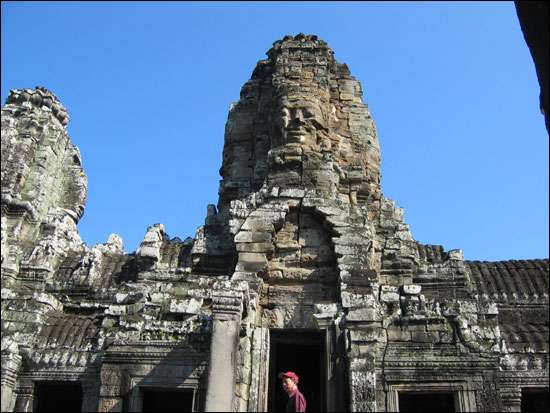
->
[270,97,328,149]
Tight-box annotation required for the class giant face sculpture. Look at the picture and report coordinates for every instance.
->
[269,96,329,150]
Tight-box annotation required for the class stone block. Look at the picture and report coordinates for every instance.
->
[448,249,464,261]
[341,291,376,308]
[334,244,360,256]
[387,327,412,342]
[234,231,272,243]
[236,252,268,273]
[334,234,366,246]
[380,292,400,303]
[279,188,305,198]
[98,397,123,412]
[298,229,327,247]
[235,242,274,253]
[411,331,439,343]
[402,284,421,295]
[347,307,380,322]
[137,245,160,260]
[105,305,125,316]
[169,298,203,315]
[113,293,129,304]
[403,323,427,331]
[275,241,300,251]
[314,302,339,317]
[380,285,398,292]
[241,219,273,232]
[349,326,384,342]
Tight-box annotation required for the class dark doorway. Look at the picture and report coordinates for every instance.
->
[398,392,456,412]
[268,329,326,412]
[141,388,195,412]
[34,382,83,412]
[521,388,550,412]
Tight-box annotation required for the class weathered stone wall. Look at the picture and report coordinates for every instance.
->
[1,34,548,413]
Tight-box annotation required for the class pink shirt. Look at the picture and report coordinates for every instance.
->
[286,388,306,412]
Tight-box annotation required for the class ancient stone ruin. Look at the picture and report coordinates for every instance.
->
[1,34,548,412]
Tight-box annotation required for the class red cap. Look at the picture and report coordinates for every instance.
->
[278,371,299,384]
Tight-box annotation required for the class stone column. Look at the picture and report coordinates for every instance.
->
[204,291,243,412]
[13,380,33,412]
[248,327,270,413]
[97,366,129,412]
[1,348,22,412]
[313,303,348,412]
[81,375,100,413]
[500,387,522,412]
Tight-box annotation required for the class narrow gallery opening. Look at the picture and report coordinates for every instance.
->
[33,382,83,412]
[141,388,195,412]
[398,391,456,412]
[269,329,325,412]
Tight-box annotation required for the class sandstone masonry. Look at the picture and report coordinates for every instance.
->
[1,34,548,412]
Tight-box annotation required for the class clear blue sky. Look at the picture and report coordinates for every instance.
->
[2,1,548,261]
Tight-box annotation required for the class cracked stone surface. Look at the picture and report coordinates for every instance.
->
[1,34,548,412]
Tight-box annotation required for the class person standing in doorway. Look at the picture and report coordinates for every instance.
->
[278,371,306,412]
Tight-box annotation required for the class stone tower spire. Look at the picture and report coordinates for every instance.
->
[1,86,87,284]
[218,33,381,214]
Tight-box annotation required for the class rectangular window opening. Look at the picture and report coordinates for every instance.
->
[34,381,83,412]
[141,388,195,412]
[398,391,456,412]
[268,329,326,412]
[521,388,549,413]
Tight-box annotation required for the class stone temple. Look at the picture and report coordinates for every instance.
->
[1,34,548,412]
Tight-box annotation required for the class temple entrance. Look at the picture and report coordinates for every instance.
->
[398,392,456,412]
[34,382,83,412]
[521,388,550,413]
[268,329,326,412]
[141,388,195,412]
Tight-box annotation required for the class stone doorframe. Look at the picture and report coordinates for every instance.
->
[126,376,201,412]
[247,320,347,412]
[13,369,98,412]
[499,370,550,412]
[386,381,476,412]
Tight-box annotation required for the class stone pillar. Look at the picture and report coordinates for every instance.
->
[204,291,243,412]
[313,303,348,412]
[13,380,33,412]
[500,387,522,412]
[97,366,129,412]
[81,376,100,412]
[248,327,270,413]
[1,349,22,412]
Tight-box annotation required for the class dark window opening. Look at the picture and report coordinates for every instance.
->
[268,329,326,412]
[398,392,456,412]
[521,388,549,412]
[141,388,194,412]
[34,382,83,412]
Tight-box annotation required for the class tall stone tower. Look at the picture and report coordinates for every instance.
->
[1,34,548,413]
[1,86,87,286]
[218,33,381,209]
